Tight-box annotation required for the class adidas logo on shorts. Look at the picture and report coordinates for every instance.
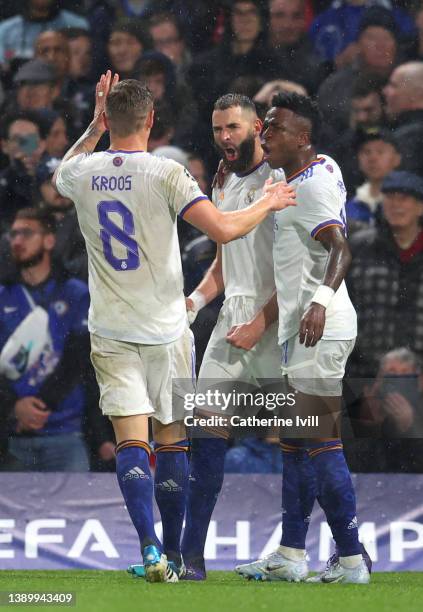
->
[122,467,148,481]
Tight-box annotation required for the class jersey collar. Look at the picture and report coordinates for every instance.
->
[286,157,325,183]
[235,158,266,178]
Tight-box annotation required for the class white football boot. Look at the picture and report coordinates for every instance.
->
[307,557,370,584]
[235,547,308,582]
[143,545,179,583]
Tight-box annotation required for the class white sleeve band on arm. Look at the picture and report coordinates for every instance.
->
[187,290,207,324]
[189,290,207,311]
[312,285,335,309]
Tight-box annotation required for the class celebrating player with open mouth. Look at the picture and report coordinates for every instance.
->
[180,94,284,579]
[236,92,370,584]
[52,71,296,583]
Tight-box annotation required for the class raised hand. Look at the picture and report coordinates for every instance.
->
[93,70,120,131]
[383,392,415,433]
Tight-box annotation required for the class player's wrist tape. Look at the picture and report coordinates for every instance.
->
[312,285,335,309]
[189,290,206,312]
[187,290,206,324]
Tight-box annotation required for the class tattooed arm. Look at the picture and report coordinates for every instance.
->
[52,70,119,187]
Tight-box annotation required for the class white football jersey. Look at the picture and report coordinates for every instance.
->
[213,160,284,302]
[273,155,357,344]
[56,150,208,344]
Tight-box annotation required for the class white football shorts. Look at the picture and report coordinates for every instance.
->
[281,333,355,397]
[90,326,195,423]
[198,295,281,384]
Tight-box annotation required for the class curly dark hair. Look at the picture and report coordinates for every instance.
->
[271,92,321,143]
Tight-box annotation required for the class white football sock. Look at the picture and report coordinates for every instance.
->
[277,545,306,561]
[339,554,363,569]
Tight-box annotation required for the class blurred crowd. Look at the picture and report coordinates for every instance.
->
[0,0,423,473]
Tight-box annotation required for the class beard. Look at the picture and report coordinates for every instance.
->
[14,248,45,270]
[215,132,256,174]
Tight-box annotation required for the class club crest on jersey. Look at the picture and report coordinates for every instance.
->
[113,156,123,167]
[245,187,257,205]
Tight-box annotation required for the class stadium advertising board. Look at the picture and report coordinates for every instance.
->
[0,474,422,571]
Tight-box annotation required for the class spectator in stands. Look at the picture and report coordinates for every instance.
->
[0,0,88,68]
[318,7,400,133]
[0,208,95,471]
[380,349,423,443]
[190,0,275,119]
[64,27,93,82]
[34,30,70,91]
[383,61,423,177]
[6,58,79,135]
[60,28,95,132]
[135,51,198,147]
[187,153,210,197]
[83,1,234,89]
[267,0,324,95]
[359,347,423,438]
[146,100,175,152]
[37,110,69,158]
[107,18,151,79]
[149,12,192,84]
[33,30,92,133]
[35,156,87,281]
[328,76,386,191]
[347,171,423,380]
[345,346,423,473]
[135,52,170,101]
[346,129,401,232]
[83,1,169,76]
[10,59,58,113]
[269,0,306,50]
[349,77,385,131]
[310,0,415,64]
[36,156,71,212]
[0,111,45,229]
